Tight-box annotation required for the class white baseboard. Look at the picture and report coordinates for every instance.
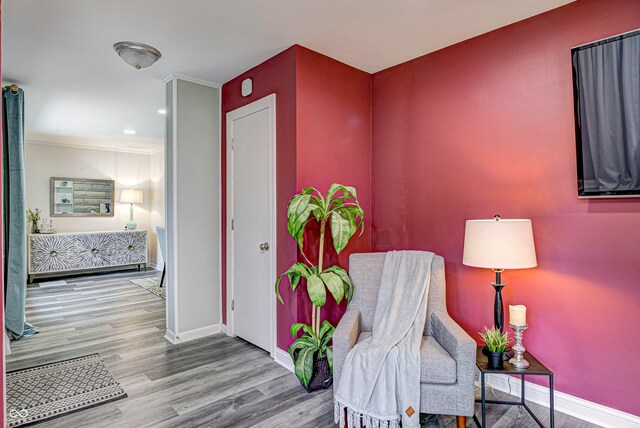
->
[221,323,228,334]
[164,329,178,344]
[273,347,294,373]
[484,373,640,428]
[164,324,221,344]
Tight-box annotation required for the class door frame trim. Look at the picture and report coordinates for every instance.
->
[225,93,277,358]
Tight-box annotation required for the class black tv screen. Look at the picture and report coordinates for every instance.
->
[572,29,640,198]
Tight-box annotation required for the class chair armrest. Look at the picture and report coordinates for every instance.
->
[431,311,476,415]
[332,308,361,391]
[431,311,475,362]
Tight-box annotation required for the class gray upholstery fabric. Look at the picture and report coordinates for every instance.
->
[333,308,361,392]
[333,252,476,417]
[420,336,457,385]
[354,333,456,385]
[347,253,385,332]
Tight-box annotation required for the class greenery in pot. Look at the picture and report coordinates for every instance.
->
[479,326,510,369]
[275,183,364,389]
[26,208,41,233]
[287,320,335,390]
[479,326,509,352]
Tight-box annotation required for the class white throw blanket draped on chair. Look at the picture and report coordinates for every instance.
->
[334,251,435,428]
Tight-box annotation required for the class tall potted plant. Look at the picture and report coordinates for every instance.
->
[275,183,364,391]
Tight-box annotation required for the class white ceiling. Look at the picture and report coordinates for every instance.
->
[3,0,574,153]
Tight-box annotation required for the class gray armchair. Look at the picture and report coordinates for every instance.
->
[333,252,476,426]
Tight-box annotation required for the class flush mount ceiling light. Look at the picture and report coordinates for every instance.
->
[113,41,161,70]
[123,128,137,135]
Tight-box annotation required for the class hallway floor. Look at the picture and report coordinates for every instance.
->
[6,270,597,427]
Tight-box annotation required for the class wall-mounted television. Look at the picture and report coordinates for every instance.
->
[572,29,640,198]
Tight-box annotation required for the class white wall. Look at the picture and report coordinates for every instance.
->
[25,142,165,267]
[149,150,165,268]
[165,77,220,341]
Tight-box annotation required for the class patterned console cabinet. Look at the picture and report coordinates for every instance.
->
[28,230,147,283]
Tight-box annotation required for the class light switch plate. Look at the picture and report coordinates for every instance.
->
[241,78,253,97]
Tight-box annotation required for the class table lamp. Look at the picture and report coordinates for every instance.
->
[462,215,537,332]
[120,188,144,230]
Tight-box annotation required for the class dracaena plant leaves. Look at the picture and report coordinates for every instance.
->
[285,184,363,255]
[322,265,354,303]
[276,183,363,388]
[288,320,335,387]
[275,262,313,304]
[330,207,357,254]
[276,264,354,306]
[277,183,363,306]
[306,275,326,307]
[319,271,344,304]
[286,193,313,248]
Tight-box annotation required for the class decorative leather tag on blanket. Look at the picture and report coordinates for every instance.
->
[405,406,415,417]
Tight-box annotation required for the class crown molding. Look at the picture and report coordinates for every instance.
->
[26,139,161,155]
[162,73,221,88]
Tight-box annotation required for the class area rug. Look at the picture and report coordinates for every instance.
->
[130,276,165,299]
[6,354,127,427]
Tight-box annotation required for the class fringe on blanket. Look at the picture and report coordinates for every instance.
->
[334,401,400,428]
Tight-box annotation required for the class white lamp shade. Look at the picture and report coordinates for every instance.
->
[120,188,144,204]
[463,218,537,269]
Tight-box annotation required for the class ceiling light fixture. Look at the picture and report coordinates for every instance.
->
[113,41,162,70]
[123,129,137,135]
[157,108,167,115]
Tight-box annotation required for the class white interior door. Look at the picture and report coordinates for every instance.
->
[227,95,276,353]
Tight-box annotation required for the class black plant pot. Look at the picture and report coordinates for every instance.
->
[482,347,505,369]
[293,351,333,393]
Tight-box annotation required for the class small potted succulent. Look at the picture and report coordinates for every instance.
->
[479,326,510,369]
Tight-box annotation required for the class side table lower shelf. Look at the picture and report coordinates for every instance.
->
[473,347,554,428]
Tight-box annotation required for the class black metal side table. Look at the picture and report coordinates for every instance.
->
[473,346,555,428]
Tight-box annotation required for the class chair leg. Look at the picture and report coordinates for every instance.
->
[457,415,466,428]
[160,264,166,287]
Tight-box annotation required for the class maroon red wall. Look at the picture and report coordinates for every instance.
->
[221,0,638,415]
[221,47,299,349]
[221,46,372,350]
[371,0,640,415]
[295,46,372,330]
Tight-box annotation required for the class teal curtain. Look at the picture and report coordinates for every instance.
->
[2,86,38,339]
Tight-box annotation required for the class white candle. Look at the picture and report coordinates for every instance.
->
[509,305,527,326]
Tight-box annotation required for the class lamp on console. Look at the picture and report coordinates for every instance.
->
[462,215,537,332]
[120,188,144,230]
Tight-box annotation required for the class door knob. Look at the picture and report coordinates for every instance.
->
[259,242,270,251]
